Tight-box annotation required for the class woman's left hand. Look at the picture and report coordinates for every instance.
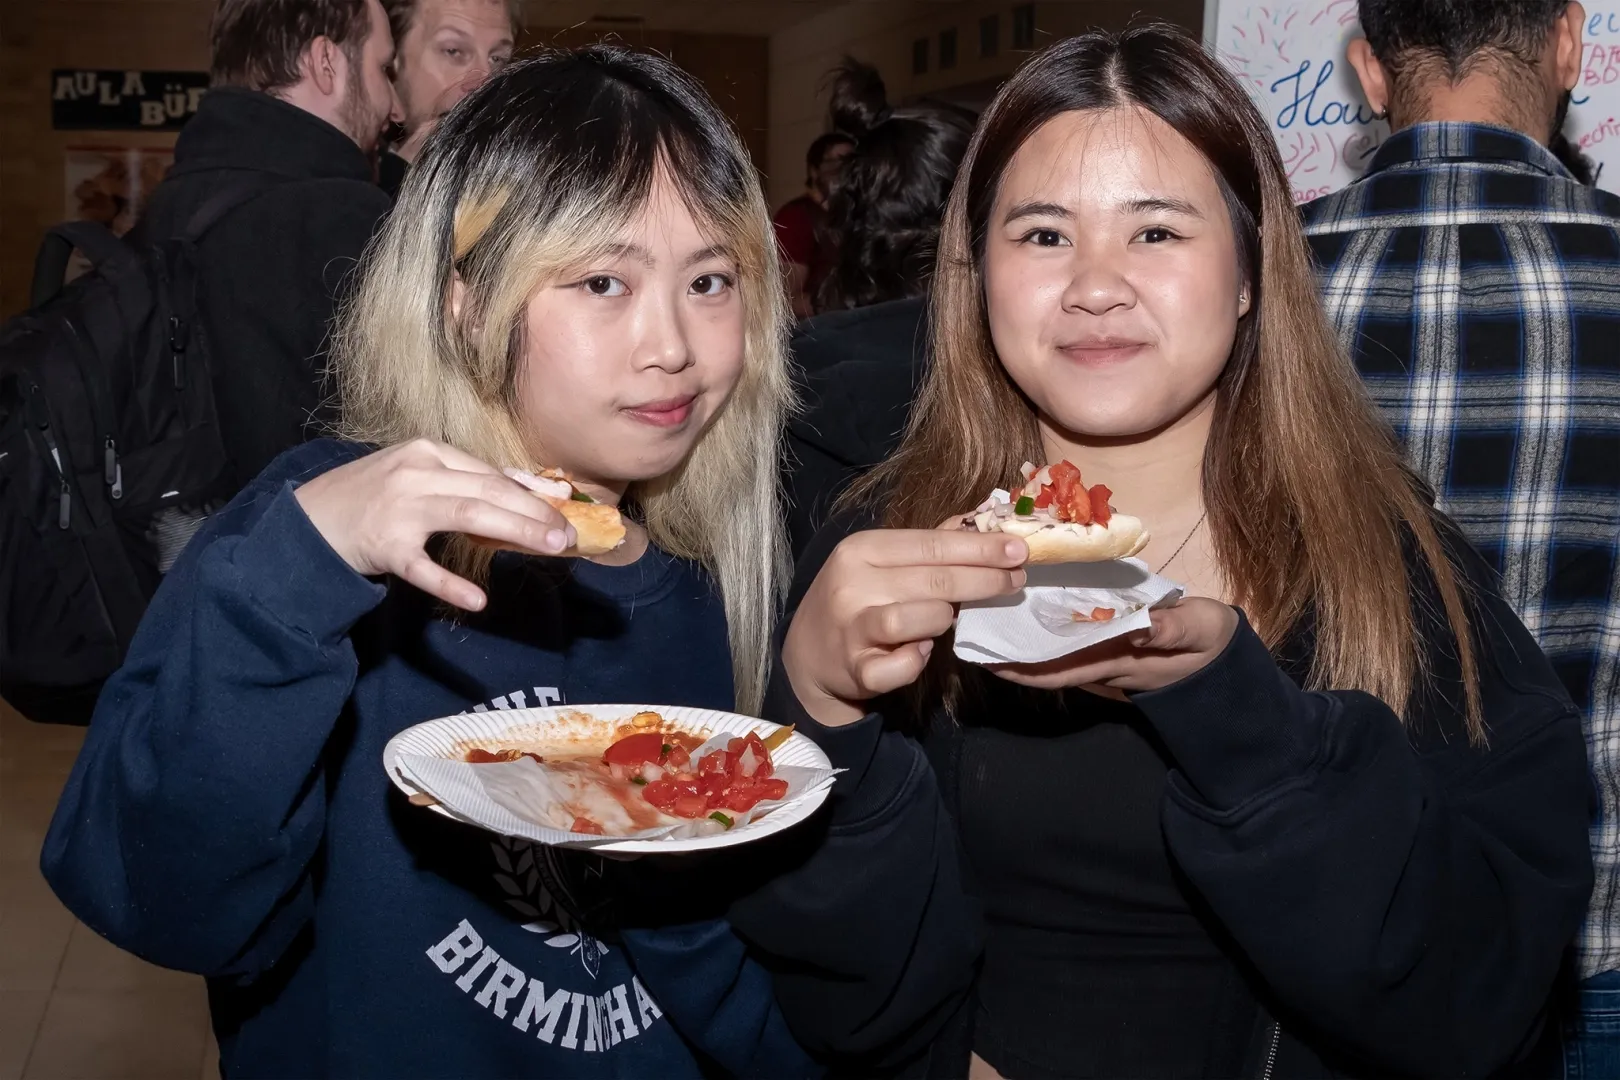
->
[990,597,1240,693]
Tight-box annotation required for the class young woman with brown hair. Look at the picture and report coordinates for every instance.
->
[733,23,1593,1080]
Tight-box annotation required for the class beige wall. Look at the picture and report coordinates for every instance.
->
[765,0,1205,211]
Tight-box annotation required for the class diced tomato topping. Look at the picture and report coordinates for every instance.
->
[603,732,667,767]
[1033,487,1054,509]
[700,771,730,800]
[1088,483,1113,526]
[1048,459,1081,486]
[664,746,690,771]
[735,733,772,780]
[642,777,696,813]
[672,793,709,818]
[636,735,786,820]
[571,816,604,835]
[1045,460,1093,524]
[721,787,762,813]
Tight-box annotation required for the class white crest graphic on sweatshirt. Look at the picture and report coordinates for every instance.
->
[470,686,609,977]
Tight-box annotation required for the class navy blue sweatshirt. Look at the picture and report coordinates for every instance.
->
[42,440,815,1080]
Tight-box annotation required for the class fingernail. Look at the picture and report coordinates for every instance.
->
[1004,541,1023,560]
[918,639,935,658]
[1011,570,1027,589]
[544,529,568,552]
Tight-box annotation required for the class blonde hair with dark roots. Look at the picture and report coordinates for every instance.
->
[331,46,794,712]
[851,24,1483,736]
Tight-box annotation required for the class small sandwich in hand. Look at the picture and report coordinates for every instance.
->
[963,460,1148,563]
[502,467,626,556]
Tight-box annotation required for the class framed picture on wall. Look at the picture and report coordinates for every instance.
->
[60,145,174,282]
[63,146,173,236]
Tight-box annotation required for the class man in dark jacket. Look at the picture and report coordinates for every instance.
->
[138,0,398,493]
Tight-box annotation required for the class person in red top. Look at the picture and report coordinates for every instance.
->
[773,132,853,318]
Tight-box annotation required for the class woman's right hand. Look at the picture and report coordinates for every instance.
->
[293,439,576,611]
[781,530,1028,727]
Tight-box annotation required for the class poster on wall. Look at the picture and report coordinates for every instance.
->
[64,146,172,234]
[60,146,174,281]
[1206,0,1620,202]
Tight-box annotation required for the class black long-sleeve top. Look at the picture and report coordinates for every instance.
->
[730,513,1593,1078]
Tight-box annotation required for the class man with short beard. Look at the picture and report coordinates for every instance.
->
[377,0,516,198]
[136,0,400,493]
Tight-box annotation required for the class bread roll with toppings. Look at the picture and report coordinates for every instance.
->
[497,468,627,557]
[965,460,1149,564]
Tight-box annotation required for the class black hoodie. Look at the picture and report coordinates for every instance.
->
[136,87,392,493]
[731,510,1593,1078]
[785,297,929,559]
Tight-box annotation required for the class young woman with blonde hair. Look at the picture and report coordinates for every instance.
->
[43,47,814,1078]
[734,23,1593,1079]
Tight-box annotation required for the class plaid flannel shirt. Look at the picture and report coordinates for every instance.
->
[1303,123,1620,977]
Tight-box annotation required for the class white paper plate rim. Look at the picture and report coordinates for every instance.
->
[383,704,837,854]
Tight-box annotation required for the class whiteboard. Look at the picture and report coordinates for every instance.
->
[1205,0,1620,202]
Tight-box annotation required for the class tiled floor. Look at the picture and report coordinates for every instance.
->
[1,699,219,1080]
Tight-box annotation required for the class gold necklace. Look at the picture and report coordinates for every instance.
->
[1156,510,1207,574]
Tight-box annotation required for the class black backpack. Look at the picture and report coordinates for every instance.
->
[0,180,266,724]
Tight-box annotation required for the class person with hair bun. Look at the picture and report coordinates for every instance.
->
[784,59,974,557]
[815,59,974,314]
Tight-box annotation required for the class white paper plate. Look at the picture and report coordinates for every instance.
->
[383,704,836,854]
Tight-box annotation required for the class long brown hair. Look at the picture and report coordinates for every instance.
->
[852,24,1482,735]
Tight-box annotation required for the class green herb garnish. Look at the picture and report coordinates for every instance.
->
[661,744,672,754]
[1013,495,1035,516]
[631,776,647,785]
[570,490,595,503]
[709,811,734,828]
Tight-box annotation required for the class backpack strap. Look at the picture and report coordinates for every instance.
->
[179,173,278,243]
[30,222,131,308]
[28,174,277,308]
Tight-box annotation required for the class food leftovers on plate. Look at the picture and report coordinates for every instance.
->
[461,711,796,837]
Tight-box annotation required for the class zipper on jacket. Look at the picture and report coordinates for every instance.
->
[1260,1022,1281,1080]
[25,384,71,529]
[169,314,186,389]
[103,436,122,500]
